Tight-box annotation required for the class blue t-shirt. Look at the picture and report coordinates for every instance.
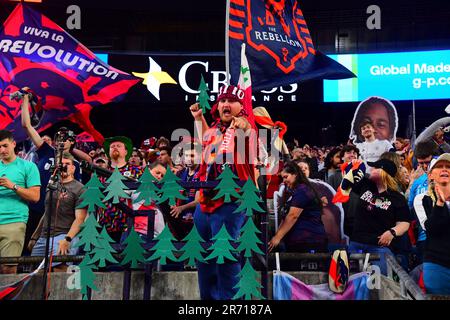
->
[30,142,81,214]
[408,173,428,242]
[0,157,41,224]
[408,174,428,208]
[283,184,327,245]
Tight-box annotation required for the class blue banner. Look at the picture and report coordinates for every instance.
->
[324,50,450,102]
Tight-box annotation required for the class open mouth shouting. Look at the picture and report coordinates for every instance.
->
[219,105,234,122]
[222,106,232,116]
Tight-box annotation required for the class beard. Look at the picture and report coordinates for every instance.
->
[111,150,121,160]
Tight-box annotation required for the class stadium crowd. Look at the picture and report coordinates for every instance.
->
[1,90,450,297]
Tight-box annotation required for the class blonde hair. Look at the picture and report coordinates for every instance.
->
[381,170,400,192]
[427,179,437,204]
[380,152,403,191]
[380,151,401,169]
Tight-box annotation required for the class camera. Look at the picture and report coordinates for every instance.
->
[9,88,42,127]
[54,127,76,144]
[9,90,27,102]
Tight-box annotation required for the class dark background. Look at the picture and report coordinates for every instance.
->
[1,0,450,146]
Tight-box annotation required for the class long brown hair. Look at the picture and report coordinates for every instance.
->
[282,161,322,208]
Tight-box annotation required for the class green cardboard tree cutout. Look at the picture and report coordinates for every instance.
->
[178,224,207,267]
[157,168,187,206]
[147,224,178,265]
[77,172,106,213]
[134,168,160,205]
[197,74,211,114]
[89,227,118,268]
[85,171,105,189]
[234,179,264,216]
[233,258,264,300]
[73,214,102,252]
[205,225,237,264]
[103,167,130,204]
[237,218,263,257]
[79,254,98,300]
[121,227,147,269]
[212,166,241,203]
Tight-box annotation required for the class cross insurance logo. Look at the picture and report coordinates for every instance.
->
[131,56,299,103]
[133,57,178,100]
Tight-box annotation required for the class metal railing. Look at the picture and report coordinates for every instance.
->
[385,254,427,300]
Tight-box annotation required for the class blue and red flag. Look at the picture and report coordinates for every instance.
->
[332,160,366,204]
[228,0,355,90]
[0,4,140,143]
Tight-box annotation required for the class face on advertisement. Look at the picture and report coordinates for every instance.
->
[351,97,398,143]
[362,103,391,141]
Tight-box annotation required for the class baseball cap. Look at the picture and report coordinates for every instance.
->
[367,158,397,177]
[428,153,450,172]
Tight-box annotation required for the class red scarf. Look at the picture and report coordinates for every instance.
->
[198,122,256,213]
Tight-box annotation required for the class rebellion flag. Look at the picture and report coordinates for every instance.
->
[228,0,355,90]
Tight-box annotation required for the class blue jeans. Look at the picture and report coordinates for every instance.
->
[423,262,450,295]
[194,203,245,300]
[31,234,79,267]
[348,241,394,275]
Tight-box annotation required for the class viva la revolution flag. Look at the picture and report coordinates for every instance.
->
[0,4,140,143]
[228,0,355,90]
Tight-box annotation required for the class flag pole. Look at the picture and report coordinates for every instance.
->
[225,0,231,85]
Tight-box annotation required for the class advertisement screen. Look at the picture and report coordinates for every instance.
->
[324,50,450,102]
